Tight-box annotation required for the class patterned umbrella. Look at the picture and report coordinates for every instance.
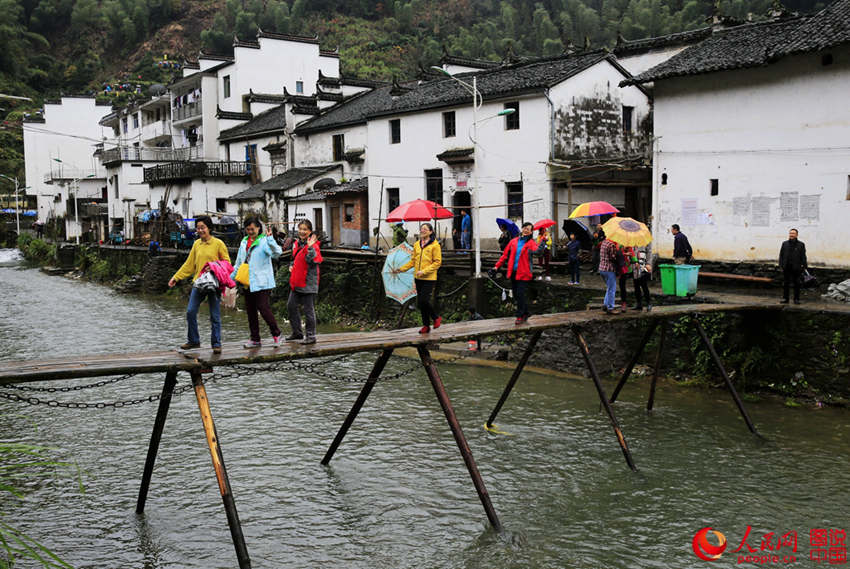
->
[568,201,620,218]
[382,242,417,304]
[600,216,653,247]
[386,199,453,222]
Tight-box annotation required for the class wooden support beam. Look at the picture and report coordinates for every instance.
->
[136,370,177,514]
[191,369,251,569]
[646,322,666,412]
[486,330,543,428]
[321,348,394,465]
[416,345,502,532]
[572,328,638,471]
[609,321,658,404]
[690,315,760,436]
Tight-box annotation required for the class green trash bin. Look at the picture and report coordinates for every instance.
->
[658,264,677,295]
[674,264,700,297]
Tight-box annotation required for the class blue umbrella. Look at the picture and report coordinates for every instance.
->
[496,218,519,237]
[382,242,417,304]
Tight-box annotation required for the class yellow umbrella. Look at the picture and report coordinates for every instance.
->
[600,216,652,247]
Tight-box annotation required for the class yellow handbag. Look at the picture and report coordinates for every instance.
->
[235,263,250,286]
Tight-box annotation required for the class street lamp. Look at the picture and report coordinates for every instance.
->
[430,67,515,280]
[52,158,96,244]
[0,174,31,238]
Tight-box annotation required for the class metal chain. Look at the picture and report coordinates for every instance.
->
[0,350,477,408]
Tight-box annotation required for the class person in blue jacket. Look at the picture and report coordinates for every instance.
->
[230,216,283,348]
[460,209,472,250]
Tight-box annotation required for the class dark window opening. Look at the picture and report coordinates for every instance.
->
[661,173,668,185]
[506,181,523,218]
[223,75,231,99]
[332,134,345,161]
[387,187,400,214]
[314,208,323,233]
[622,106,634,133]
[389,119,401,144]
[443,111,456,138]
[822,53,834,66]
[215,198,226,212]
[710,178,719,196]
[296,81,304,93]
[344,203,354,222]
[425,169,443,205]
[504,101,520,130]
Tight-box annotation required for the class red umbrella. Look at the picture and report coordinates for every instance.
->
[386,199,453,222]
[533,218,556,231]
[568,201,620,218]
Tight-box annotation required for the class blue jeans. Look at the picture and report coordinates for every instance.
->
[461,231,471,250]
[187,287,222,347]
[599,270,617,310]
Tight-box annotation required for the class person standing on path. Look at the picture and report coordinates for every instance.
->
[230,217,283,348]
[287,219,323,345]
[168,215,230,353]
[632,245,654,311]
[671,224,693,264]
[396,222,443,334]
[460,209,472,251]
[598,237,620,314]
[779,228,807,305]
[490,222,540,324]
[536,227,552,281]
[566,232,581,284]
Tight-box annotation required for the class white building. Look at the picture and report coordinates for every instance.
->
[626,0,850,267]
[22,96,109,240]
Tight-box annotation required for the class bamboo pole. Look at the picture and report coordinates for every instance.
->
[609,320,658,404]
[321,348,394,465]
[486,330,543,428]
[690,315,760,436]
[572,328,637,471]
[136,370,178,514]
[646,321,666,411]
[191,369,251,569]
[416,345,502,532]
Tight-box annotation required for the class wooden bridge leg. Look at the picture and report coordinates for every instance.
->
[610,321,658,404]
[416,345,503,532]
[646,322,667,412]
[690,315,760,436]
[321,348,394,465]
[572,328,638,472]
[486,330,543,428]
[191,369,251,569]
[136,370,178,514]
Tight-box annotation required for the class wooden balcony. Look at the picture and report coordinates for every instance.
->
[143,161,250,184]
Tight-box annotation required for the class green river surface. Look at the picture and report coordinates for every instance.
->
[1,249,848,568]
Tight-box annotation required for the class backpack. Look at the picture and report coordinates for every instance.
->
[614,248,627,273]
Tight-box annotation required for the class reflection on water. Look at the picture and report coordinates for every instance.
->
[1,250,848,568]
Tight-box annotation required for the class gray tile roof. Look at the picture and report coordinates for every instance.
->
[624,0,850,86]
[229,165,340,201]
[612,27,712,56]
[293,87,395,134]
[289,177,368,202]
[219,104,287,141]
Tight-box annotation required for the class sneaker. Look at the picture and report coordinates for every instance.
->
[515,317,524,325]
[301,336,317,345]
[285,333,304,341]
[243,340,261,349]
[522,313,530,322]
[536,276,543,281]
[180,342,200,350]
[212,346,222,354]
[433,316,442,329]
[620,302,628,311]
[272,336,281,347]
[545,276,551,281]
[419,326,431,334]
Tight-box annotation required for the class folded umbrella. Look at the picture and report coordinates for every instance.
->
[568,201,620,218]
[495,217,519,237]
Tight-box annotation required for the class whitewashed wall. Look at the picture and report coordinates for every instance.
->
[366,95,551,249]
[651,47,850,267]
[616,45,693,77]
[294,125,368,178]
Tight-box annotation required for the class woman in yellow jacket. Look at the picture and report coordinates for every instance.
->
[396,222,442,334]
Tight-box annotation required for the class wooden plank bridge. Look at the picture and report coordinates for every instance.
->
[0,303,780,569]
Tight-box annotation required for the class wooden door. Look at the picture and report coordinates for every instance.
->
[331,206,340,245]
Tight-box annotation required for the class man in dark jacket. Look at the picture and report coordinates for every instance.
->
[779,228,807,304]
[671,224,693,264]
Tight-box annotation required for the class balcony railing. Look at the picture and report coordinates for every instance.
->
[173,100,202,122]
[44,167,106,183]
[140,121,171,142]
[101,146,201,164]
[143,161,249,184]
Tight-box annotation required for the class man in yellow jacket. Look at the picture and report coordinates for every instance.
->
[395,222,442,334]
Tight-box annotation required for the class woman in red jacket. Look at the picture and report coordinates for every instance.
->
[489,222,539,324]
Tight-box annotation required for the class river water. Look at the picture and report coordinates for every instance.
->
[1,248,848,569]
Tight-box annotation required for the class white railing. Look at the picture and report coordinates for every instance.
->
[44,166,106,183]
[101,146,202,164]
[140,121,171,142]
[173,100,203,122]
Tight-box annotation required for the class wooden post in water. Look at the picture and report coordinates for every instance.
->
[322,348,394,465]
[690,315,760,436]
[486,330,543,428]
[416,345,503,532]
[136,370,178,514]
[646,321,666,411]
[610,320,658,404]
[572,328,638,471]
[191,369,251,569]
